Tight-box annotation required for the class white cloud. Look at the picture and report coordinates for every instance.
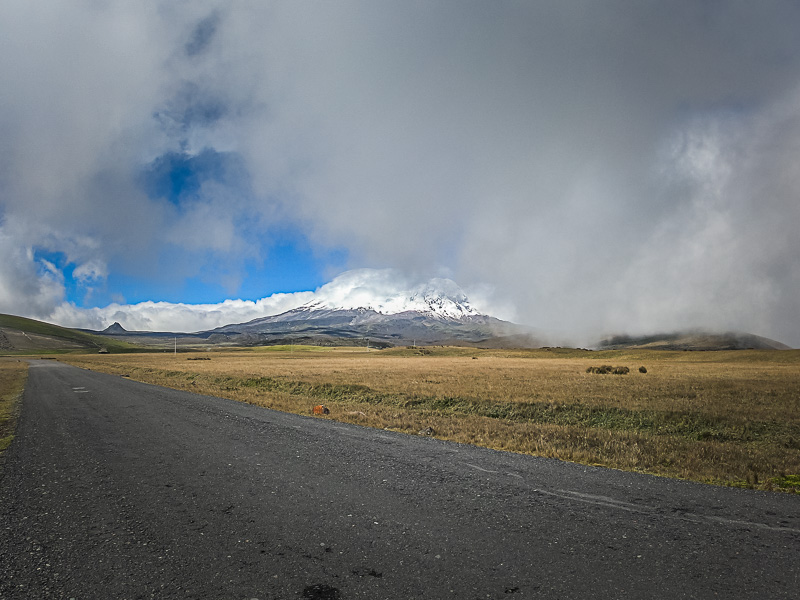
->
[0,223,65,318]
[52,292,315,333]
[73,260,108,284]
[600,88,800,343]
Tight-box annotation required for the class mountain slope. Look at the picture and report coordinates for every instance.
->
[0,314,138,353]
[211,304,533,347]
[209,276,538,347]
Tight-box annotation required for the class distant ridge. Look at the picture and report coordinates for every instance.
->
[597,331,791,351]
[2,311,793,353]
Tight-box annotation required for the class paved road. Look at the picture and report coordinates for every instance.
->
[1,360,798,599]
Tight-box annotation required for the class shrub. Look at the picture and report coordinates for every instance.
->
[639,366,647,373]
[586,365,629,375]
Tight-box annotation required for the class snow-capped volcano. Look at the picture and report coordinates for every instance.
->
[208,269,535,347]
[300,270,482,320]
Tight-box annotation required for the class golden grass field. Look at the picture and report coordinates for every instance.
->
[0,358,28,456]
[60,346,800,491]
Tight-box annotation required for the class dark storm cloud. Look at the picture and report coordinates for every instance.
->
[185,11,221,57]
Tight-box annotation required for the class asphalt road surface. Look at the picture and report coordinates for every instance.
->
[1,360,798,599]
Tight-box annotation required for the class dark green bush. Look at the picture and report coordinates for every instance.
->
[586,365,629,375]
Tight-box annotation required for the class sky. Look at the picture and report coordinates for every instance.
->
[1,1,800,346]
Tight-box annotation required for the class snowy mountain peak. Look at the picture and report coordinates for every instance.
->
[302,269,483,320]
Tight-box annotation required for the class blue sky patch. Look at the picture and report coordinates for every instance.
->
[141,148,248,206]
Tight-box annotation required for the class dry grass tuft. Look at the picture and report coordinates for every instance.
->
[0,358,28,456]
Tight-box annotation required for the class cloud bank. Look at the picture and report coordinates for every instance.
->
[1,2,800,346]
[50,269,494,334]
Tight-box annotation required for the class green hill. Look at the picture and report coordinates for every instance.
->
[0,314,139,354]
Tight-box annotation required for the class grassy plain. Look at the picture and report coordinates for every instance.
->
[60,346,800,491]
[0,358,28,458]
